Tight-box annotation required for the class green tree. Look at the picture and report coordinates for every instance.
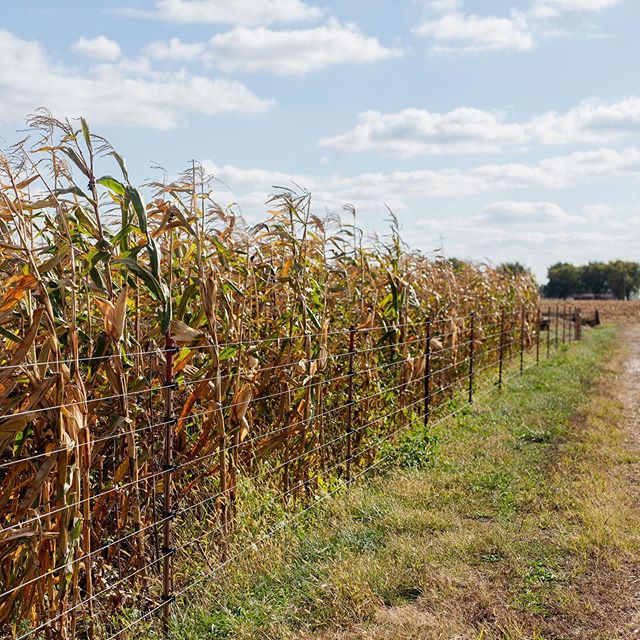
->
[605,260,640,299]
[544,262,582,298]
[581,262,609,295]
[498,262,530,276]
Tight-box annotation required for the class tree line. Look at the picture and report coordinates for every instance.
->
[543,261,640,299]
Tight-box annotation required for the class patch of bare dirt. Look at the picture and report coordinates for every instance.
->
[613,327,640,637]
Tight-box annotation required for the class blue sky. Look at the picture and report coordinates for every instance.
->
[1,0,639,281]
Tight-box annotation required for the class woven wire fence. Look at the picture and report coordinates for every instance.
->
[0,305,581,639]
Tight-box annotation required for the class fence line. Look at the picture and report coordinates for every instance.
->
[0,304,583,639]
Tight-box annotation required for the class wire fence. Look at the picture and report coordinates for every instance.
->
[0,304,582,639]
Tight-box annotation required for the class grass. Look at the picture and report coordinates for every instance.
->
[166,325,640,640]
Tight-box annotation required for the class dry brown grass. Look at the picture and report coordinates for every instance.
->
[544,298,640,325]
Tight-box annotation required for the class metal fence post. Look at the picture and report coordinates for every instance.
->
[535,307,541,365]
[162,335,178,636]
[519,306,525,374]
[346,326,356,484]
[577,308,582,340]
[498,308,505,388]
[546,308,551,358]
[555,304,559,349]
[568,307,576,342]
[424,318,432,426]
[468,312,475,403]
[562,304,567,344]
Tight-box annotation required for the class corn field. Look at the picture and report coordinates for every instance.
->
[0,114,544,639]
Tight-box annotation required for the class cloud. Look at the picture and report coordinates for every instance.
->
[475,147,640,190]
[409,219,639,282]
[528,98,640,144]
[476,201,585,225]
[202,147,640,217]
[144,37,205,61]
[321,107,528,155]
[322,99,640,156]
[205,20,402,75]
[581,203,615,221]
[427,0,463,11]
[71,35,122,61]
[0,29,273,129]
[531,0,621,18]
[120,0,323,25]
[145,20,401,75]
[415,11,533,53]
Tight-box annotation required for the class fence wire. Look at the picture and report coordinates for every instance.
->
[0,305,583,639]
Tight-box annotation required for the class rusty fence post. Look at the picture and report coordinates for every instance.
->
[562,304,567,344]
[424,318,432,427]
[162,335,178,636]
[346,326,356,484]
[468,312,475,403]
[546,308,551,358]
[498,308,506,388]
[555,304,559,350]
[519,306,525,375]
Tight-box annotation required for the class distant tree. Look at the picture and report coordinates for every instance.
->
[544,262,582,298]
[497,261,530,276]
[581,262,608,295]
[543,260,640,299]
[605,260,640,300]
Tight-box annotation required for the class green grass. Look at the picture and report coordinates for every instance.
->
[165,326,640,640]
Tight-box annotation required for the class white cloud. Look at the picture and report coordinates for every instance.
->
[476,201,585,225]
[206,20,402,75]
[202,147,640,217]
[321,107,528,155]
[0,29,272,129]
[475,147,640,190]
[531,0,621,18]
[121,0,323,25]
[71,35,122,61]
[144,37,204,61]
[428,0,463,11]
[529,98,640,144]
[415,11,533,53]
[323,98,640,156]
[581,203,615,220]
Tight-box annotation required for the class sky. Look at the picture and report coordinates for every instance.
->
[1,0,640,281]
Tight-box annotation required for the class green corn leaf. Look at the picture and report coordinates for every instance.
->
[80,118,92,155]
[97,175,126,196]
[110,150,130,183]
[126,186,147,235]
[114,257,164,302]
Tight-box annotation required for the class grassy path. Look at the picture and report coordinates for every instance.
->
[173,326,640,639]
